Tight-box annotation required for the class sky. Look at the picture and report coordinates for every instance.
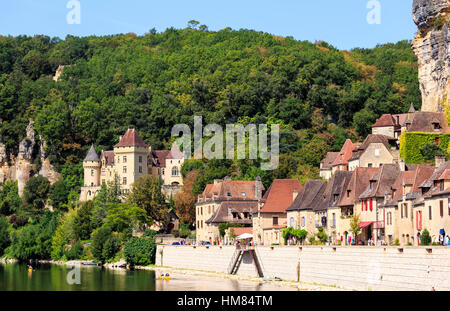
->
[0,0,417,50]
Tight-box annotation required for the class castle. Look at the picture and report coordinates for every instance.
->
[80,128,184,201]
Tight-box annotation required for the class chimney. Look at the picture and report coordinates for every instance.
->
[399,158,406,172]
[213,179,222,185]
[293,189,299,201]
[255,176,262,200]
[435,155,446,168]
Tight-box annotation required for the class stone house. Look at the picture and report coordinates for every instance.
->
[319,152,339,181]
[252,179,302,246]
[348,134,399,171]
[372,112,408,139]
[286,180,327,237]
[331,167,378,245]
[195,178,263,244]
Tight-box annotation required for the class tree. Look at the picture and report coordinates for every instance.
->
[128,175,168,224]
[174,169,199,225]
[420,228,432,246]
[420,143,446,162]
[350,214,361,244]
[0,181,22,216]
[72,201,94,240]
[0,217,10,256]
[50,181,69,210]
[316,227,328,244]
[124,237,156,266]
[23,176,51,211]
[90,226,119,263]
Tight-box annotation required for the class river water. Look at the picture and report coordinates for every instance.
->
[0,263,294,291]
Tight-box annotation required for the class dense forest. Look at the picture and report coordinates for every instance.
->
[0,23,422,262]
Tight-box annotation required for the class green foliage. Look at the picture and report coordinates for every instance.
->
[400,133,450,164]
[23,176,50,212]
[124,237,156,266]
[0,181,22,216]
[103,203,148,236]
[282,227,308,244]
[181,159,204,178]
[144,229,157,238]
[218,223,244,237]
[72,201,95,240]
[316,227,328,244]
[65,241,83,260]
[420,229,432,246]
[8,211,58,261]
[51,208,77,260]
[350,214,361,240]
[420,143,447,162]
[178,223,191,238]
[0,217,11,256]
[90,226,120,263]
[50,181,69,210]
[128,175,168,223]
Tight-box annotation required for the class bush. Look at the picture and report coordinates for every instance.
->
[172,229,180,238]
[91,226,120,263]
[394,238,400,246]
[144,230,157,238]
[65,241,83,260]
[124,237,156,266]
[420,229,432,246]
[0,217,11,256]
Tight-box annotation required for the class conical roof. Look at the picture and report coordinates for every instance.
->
[84,145,100,162]
[408,103,416,113]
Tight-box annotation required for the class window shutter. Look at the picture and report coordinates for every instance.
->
[369,199,373,211]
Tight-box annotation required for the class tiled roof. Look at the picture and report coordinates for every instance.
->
[419,162,450,188]
[359,164,400,199]
[114,129,149,148]
[205,201,256,224]
[258,179,302,213]
[339,167,379,206]
[311,171,353,212]
[101,150,115,166]
[151,150,170,167]
[349,134,394,161]
[84,145,99,162]
[372,114,396,128]
[199,180,264,201]
[230,227,253,236]
[320,152,339,169]
[332,139,357,166]
[405,112,450,133]
[286,180,327,212]
[438,169,450,180]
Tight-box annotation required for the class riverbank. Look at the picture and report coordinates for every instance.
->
[1,257,344,291]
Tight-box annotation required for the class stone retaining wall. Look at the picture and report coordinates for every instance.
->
[156,245,450,291]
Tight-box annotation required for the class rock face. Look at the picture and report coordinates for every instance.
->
[412,0,450,112]
[0,121,61,196]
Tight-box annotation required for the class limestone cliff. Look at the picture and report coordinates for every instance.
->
[0,121,60,196]
[412,0,449,113]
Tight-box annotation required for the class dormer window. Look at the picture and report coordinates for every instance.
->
[432,122,441,130]
[333,194,339,202]
[347,190,351,198]
[241,192,246,197]
[227,192,231,197]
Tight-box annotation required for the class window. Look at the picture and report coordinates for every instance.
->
[123,166,127,174]
[301,217,305,227]
[123,177,127,185]
[347,190,351,198]
[368,163,373,168]
[273,217,278,226]
[440,200,444,217]
[241,192,246,197]
[227,192,231,197]
[290,217,294,227]
[139,156,142,163]
[429,206,432,220]
[172,167,179,176]
[375,149,380,157]
[91,169,94,176]
[139,166,142,173]
[117,157,120,163]
[123,156,127,163]
[404,203,408,218]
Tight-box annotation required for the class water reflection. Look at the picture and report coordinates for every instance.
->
[0,263,294,291]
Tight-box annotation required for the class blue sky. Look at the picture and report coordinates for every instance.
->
[0,0,417,50]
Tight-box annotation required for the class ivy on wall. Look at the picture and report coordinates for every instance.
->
[399,132,450,164]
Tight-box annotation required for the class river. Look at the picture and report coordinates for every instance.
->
[0,263,295,291]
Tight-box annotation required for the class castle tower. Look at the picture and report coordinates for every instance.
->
[83,145,101,187]
[80,145,101,201]
[113,129,149,194]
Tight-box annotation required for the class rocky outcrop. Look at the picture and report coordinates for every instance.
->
[0,121,60,196]
[412,0,449,112]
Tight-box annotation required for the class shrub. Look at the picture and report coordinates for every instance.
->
[394,238,400,246]
[144,230,157,238]
[124,237,156,266]
[420,229,432,246]
[0,217,11,256]
[91,226,120,263]
[65,241,83,260]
